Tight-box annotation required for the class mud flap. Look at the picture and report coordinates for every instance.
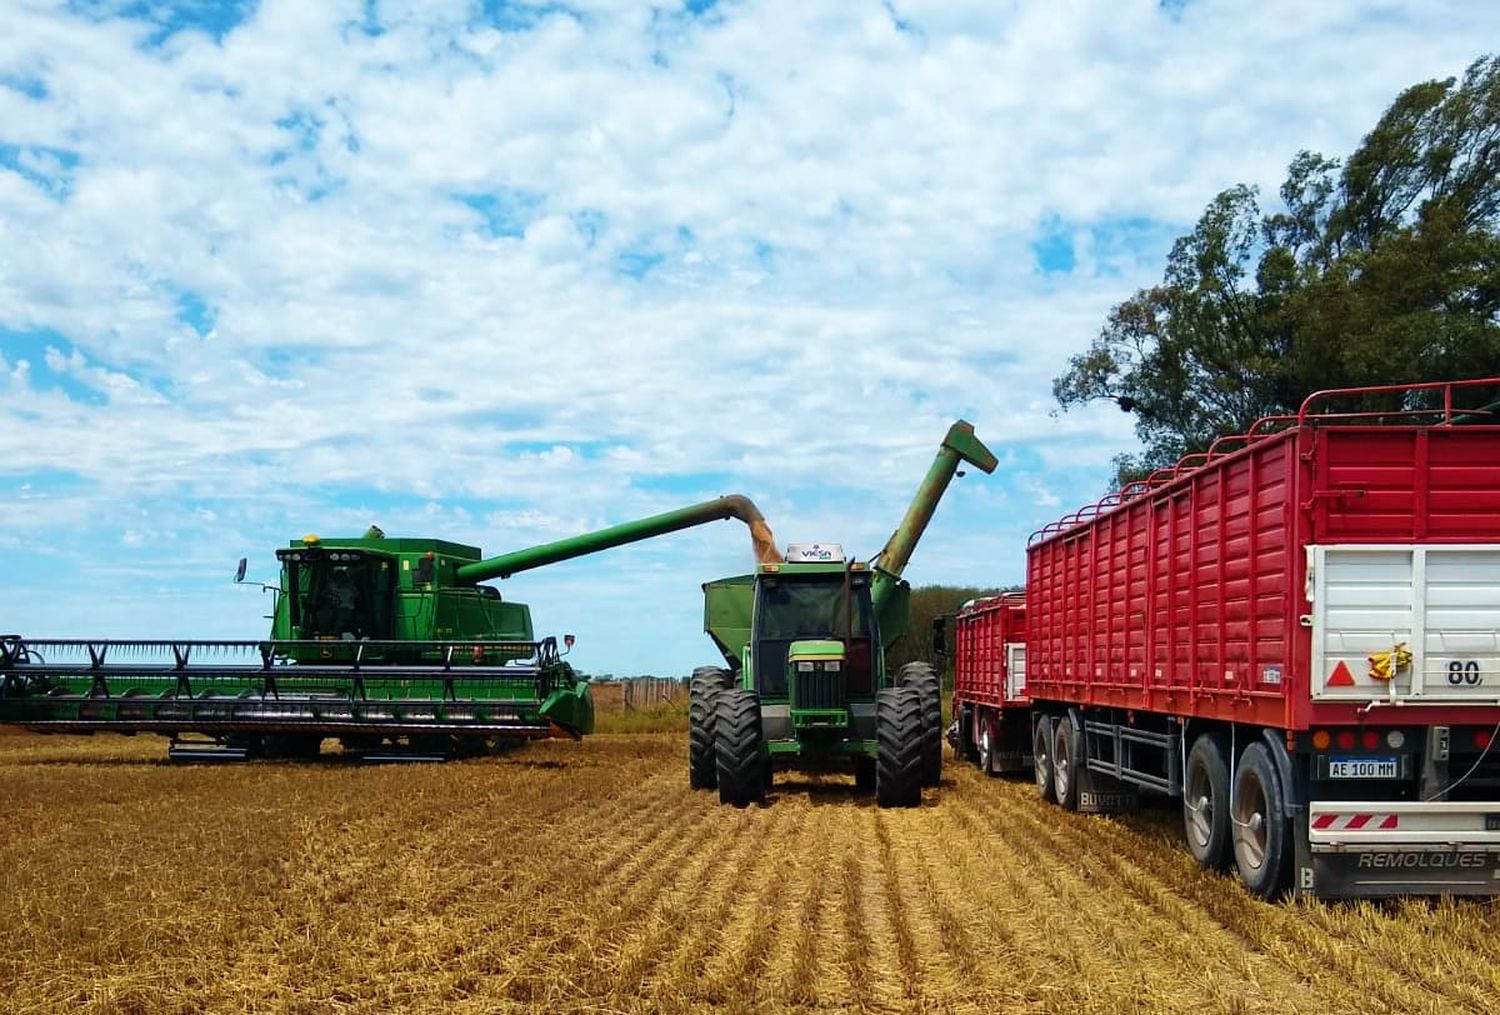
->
[1310,850,1500,898]
[1077,762,1138,814]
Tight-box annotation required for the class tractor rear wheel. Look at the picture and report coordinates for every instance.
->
[689,666,732,789]
[899,662,942,787]
[876,686,923,808]
[715,688,765,807]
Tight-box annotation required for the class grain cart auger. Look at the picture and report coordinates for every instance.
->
[0,495,779,762]
[690,421,997,807]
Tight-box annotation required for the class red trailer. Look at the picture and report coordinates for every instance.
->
[1018,378,1500,898]
[950,593,1030,774]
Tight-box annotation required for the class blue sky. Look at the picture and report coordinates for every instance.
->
[1,0,1494,675]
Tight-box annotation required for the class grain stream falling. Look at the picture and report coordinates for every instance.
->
[3,728,1499,1014]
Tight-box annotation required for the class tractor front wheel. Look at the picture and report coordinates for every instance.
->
[715,688,766,807]
[876,686,923,808]
[689,666,732,789]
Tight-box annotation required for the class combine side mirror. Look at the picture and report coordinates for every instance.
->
[563,634,575,653]
[234,558,248,584]
[930,616,948,658]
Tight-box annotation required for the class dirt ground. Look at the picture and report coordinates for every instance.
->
[3,727,1499,1014]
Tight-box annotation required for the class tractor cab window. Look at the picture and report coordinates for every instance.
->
[279,550,395,641]
[753,573,873,696]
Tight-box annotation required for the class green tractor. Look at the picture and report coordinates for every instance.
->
[1,496,780,761]
[690,421,997,806]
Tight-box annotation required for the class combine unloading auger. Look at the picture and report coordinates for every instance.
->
[0,495,780,761]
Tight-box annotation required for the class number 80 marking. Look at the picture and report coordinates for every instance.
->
[1448,660,1482,686]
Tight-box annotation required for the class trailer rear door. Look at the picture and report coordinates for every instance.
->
[1309,545,1500,702]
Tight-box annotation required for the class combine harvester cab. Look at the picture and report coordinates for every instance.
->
[690,420,998,808]
[0,495,779,762]
[1007,376,1500,899]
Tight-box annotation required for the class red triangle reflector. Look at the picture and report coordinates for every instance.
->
[1328,660,1356,687]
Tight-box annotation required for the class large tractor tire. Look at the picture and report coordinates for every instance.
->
[898,662,942,787]
[875,686,923,808]
[1231,742,1293,899]
[1183,732,1232,870]
[689,666,733,789]
[715,688,766,807]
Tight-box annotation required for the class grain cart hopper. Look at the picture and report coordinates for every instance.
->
[690,421,997,807]
[0,496,779,761]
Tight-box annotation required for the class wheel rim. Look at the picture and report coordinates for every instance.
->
[1185,758,1212,848]
[1054,726,1071,800]
[1233,770,1269,871]
[979,727,992,770]
[1034,728,1049,792]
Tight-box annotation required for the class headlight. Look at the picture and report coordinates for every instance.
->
[797,661,814,672]
[824,660,842,672]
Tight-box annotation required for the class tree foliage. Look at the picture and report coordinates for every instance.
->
[1056,55,1500,482]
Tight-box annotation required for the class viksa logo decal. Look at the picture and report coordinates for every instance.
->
[1355,852,1491,869]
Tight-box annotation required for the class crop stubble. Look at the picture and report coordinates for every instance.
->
[2,728,1499,1014]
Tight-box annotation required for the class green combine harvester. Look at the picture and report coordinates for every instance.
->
[0,496,780,761]
[691,420,996,807]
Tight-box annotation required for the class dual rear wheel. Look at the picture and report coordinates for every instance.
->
[1182,732,1291,898]
[1034,716,1291,898]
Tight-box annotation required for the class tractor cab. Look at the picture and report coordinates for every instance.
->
[750,545,880,730]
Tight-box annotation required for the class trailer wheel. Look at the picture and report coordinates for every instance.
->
[1053,712,1081,811]
[876,686,923,808]
[1183,733,1232,870]
[689,666,732,789]
[899,662,943,787]
[957,703,978,763]
[1032,716,1055,803]
[715,688,765,807]
[1231,742,1292,899]
[977,712,999,777]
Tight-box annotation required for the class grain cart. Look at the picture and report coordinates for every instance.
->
[689,421,997,807]
[0,495,779,761]
[1015,377,1500,898]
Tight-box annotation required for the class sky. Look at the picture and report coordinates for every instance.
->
[1,0,1495,676]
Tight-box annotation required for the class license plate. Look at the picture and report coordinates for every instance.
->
[1328,756,1397,779]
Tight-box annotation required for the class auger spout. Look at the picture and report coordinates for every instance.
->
[454,495,782,584]
[869,420,997,612]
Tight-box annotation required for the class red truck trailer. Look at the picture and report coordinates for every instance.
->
[1019,378,1500,899]
[950,593,1030,774]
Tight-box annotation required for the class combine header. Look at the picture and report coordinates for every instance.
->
[1,495,779,761]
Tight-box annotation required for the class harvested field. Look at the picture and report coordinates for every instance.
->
[3,728,1499,1014]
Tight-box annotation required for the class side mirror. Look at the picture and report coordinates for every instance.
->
[563,634,576,653]
[930,616,948,658]
[234,558,248,584]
